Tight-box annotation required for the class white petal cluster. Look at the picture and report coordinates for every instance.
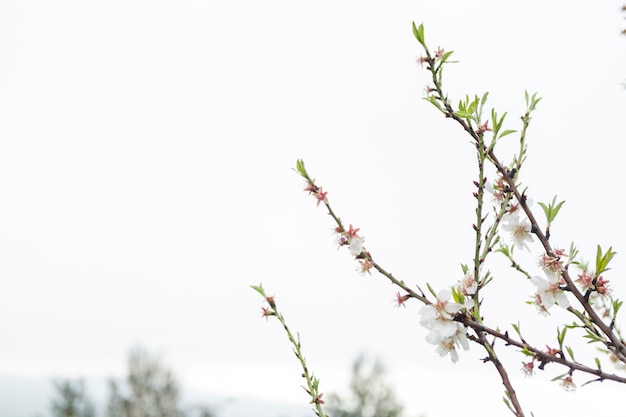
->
[531,272,570,312]
[502,211,534,251]
[348,237,363,256]
[419,289,470,362]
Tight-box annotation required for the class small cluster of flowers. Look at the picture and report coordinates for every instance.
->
[486,176,536,252]
[531,251,614,315]
[538,248,567,275]
[459,272,478,297]
[521,360,575,391]
[303,181,328,207]
[419,47,445,95]
[416,46,445,67]
[302,179,373,275]
[333,224,373,275]
[458,271,478,310]
[531,248,571,314]
[576,270,611,298]
[485,175,508,203]
[520,345,562,378]
[261,295,276,319]
[418,288,469,362]
[501,205,534,252]
[531,271,570,315]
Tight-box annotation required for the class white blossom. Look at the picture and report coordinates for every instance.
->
[502,214,534,251]
[348,237,363,256]
[419,289,469,362]
[531,272,570,311]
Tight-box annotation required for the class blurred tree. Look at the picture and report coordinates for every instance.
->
[105,347,215,417]
[50,379,95,417]
[327,355,404,417]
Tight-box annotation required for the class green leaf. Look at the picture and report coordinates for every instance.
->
[481,91,489,106]
[568,242,579,262]
[538,196,565,227]
[458,98,467,112]
[424,96,445,113]
[521,346,533,357]
[451,285,464,305]
[524,91,542,112]
[613,299,623,316]
[496,244,511,257]
[595,245,617,276]
[556,326,568,350]
[583,329,603,344]
[550,372,569,382]
[453,111,474,119]
[439,50,455,64]
[496,111,508,131]
[551,200,565,219]
[296,159,309,179]
[498,129,517,139]
[511,322,522,338]
[502,396,513,414]
[250,283,266,297]
[426,282,438,298]
[412,22,425,47]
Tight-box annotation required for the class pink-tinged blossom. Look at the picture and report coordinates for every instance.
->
[502,215,534,251]
[314,188,328,206]
[560,375,576,392]
[595,276,611,296]
[358,259,374,275]
[576,270,594,292]
[458,273,477,309]
[532,293,549,316]
[485,177,507,203]
[531,272,570,311]
[538,253,564,275]
[502,198,532,223]
[261,307,274,319]
[303,182,318,194]
[521,361,535,377]
[460,273,478,296]
[345,224,360,239]
[394,292,410,308]
[335,236,349,249]
[576,271,611,296]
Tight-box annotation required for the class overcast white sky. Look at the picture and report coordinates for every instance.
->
[2,1,626,416]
